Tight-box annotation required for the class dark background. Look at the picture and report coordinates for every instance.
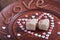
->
[0,0,16,11]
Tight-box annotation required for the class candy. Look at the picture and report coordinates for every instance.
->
[26,19,38,30]
[38,19,49,31]
[17,33,21,36]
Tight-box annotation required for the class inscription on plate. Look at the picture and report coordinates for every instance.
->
[22,0,47,9]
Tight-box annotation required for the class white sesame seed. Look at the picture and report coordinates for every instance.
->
[45,37,49,39]
[42,32,46,35]
[51,23,54,25]
[50,27,53,29]
[25,15,28,17]
[57,32,60,35]
[7,35,11,38]
[21,28,25,30]
[58,22,60,24]
[25,19,28,21]
[35,13,38,15]
[38,35,41,37]
[17,33,21,36]
[48,32,51,34]
[47,13,50,16]
[49,29,52,32]
[49,15,52,18]
[41,35,45,38]
[21,18,25,21]
[51,25,54,27]
[24,30,27,32]
[31,32,34,34]
[44,16,47,18]
[18,19,21,21]
[51,17,54,19]
[19,23,22,25]
[27,31,31,34]
[51,20,54,22]
[17,21,20,24]
[2,26,6,30]
[20,25,23,28]
[46,34,50,37]
[32,16,35,18]
[44,13,47,15]
[22,22,25,24]
[34,33,38,36]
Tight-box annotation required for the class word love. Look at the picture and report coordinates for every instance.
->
[22,0,47,9]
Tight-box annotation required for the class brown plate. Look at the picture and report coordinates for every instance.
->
[0,0,60,40]
[8,9,60,40]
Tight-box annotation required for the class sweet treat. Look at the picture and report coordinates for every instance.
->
[26,19,38,30]
[38,19,49,31]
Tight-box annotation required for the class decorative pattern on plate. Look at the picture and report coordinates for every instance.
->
[17,13,54,39]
